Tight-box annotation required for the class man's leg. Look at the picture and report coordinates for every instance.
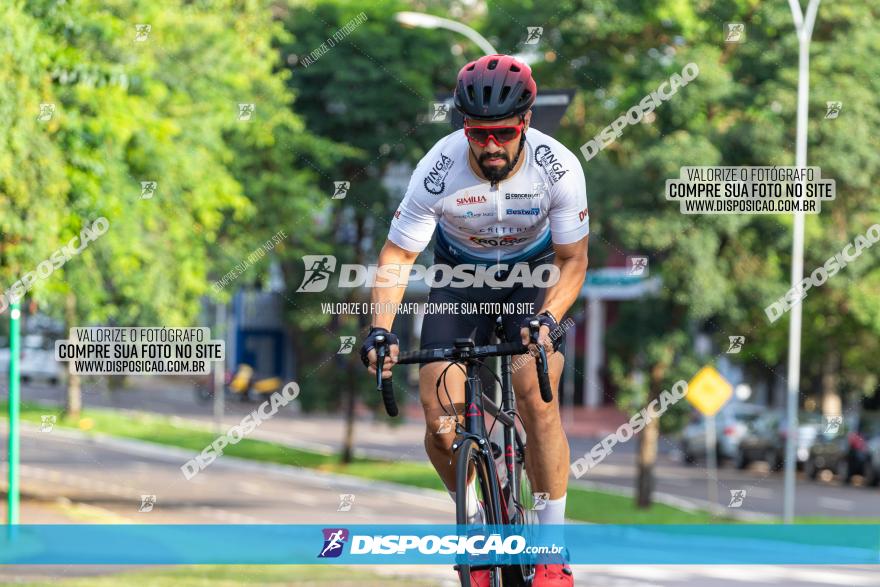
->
[420,362,485,527]
[419,361,466,490]
[511,351,569,505]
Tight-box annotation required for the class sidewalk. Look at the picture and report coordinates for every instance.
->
[1,377,631,462]
[401,403,630,439]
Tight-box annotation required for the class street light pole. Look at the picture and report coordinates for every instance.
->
[395,12,497,55]
[7,302,21,532]
[783,0,821,524]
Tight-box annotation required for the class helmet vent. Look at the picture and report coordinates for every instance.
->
[509,64,520,72]
[487,59,498,70]
[482,85,492,104]
[499,86,511,102]
[467,84,476,101]
[466,63,476,71]
[519,90,532,104]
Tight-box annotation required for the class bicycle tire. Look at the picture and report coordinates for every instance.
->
[455,438,503,587]
[501,443,536,587]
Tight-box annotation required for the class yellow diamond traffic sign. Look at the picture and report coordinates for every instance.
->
[686,365,733,416]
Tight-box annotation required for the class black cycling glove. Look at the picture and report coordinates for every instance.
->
[359,326,400,367]
[520,311,562,352]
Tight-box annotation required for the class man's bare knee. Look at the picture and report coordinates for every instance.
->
[516,388,559,423]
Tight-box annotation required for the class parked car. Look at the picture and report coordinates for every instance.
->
[805,413,880,484]
[681,403,763,464]
[0,337,9,374]
[735,410,784,470]
[864,436,880,487]
[19,334,64,385]
[735,411,823,471]
[782,412,824,469]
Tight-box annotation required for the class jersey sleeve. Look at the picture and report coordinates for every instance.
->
[547,154,589,245]
[387,160,440,253]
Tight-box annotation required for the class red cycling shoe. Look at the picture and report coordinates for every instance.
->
[532,562,574,586]
[456,567,491,587]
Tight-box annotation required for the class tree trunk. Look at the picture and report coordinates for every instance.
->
[341,366,358,464]
[635,361,668,508]
[340,213,368,464]
[821,350,841,417]
[64,292,81,419]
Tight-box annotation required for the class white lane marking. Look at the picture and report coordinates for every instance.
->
[288,492,320,506]
[817,496,856,511]
[390,491,456,511]
[662,478,691,486]
[236,481,265,496]
[583,566,880,586]
[697,565,879,585]
[740,486,773,499]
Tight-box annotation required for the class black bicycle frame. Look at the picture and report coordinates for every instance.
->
[375,318,549,525]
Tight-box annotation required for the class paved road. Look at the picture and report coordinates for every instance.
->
[1,423,878,586]
[5,379,878,519]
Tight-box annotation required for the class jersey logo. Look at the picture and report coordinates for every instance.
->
[506,208,540,216]
[534,145,568,185]
[578,208,588,222]
[469,235,529,247]
[456,195,487,206]
[423,153,454,195]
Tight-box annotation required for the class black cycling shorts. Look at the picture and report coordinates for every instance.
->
[419,245,564,353]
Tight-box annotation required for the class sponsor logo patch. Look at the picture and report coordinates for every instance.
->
[534,145,568,185]
[423,153,455,195]
[469,235,529,247]
[456,195,488,206]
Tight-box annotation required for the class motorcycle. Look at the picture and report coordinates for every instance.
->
[194,364,284,403]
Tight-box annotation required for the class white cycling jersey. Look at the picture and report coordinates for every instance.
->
[388,127,589,264]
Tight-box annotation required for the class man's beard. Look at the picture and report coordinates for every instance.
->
[475,135,526,182]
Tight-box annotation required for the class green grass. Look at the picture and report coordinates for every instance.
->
[567,486,727,524]
[4,564,435,586]
[2,401,877,525]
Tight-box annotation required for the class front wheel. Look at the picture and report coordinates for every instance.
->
[455,438,502,587]
[501,446,535,587]
[836,459,852,485]
[804,458,819,480]
[864,462,879,487]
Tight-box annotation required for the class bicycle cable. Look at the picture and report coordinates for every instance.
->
[436,361,467,420]
[433,354,526,447]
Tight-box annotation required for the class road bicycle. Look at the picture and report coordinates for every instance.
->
[374,317,554,587]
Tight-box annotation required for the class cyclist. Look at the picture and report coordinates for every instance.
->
[361,54,588,586]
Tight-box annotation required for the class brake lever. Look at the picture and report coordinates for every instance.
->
[375,334,387,391]
[529,319,548,374]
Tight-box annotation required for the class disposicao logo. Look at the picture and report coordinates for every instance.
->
[318,528,349,558]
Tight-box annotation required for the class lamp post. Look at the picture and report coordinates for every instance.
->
[395,12,497,56]
[7,302,21,533]
[782,0,821,524]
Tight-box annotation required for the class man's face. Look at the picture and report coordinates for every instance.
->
[465,111,531,182]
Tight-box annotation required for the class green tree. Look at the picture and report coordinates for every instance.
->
[278,0,461,461]
[0,3,68,310]
[487,0,880,508]
[9,0,335,415]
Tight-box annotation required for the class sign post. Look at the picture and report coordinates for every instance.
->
[686,365,733,512]
[213,302,226,434]
[7,302,21,532]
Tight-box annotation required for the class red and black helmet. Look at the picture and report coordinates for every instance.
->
[453,54,537,121]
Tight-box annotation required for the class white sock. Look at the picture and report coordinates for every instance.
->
[448,482,484,524]
[536,494,566,525]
